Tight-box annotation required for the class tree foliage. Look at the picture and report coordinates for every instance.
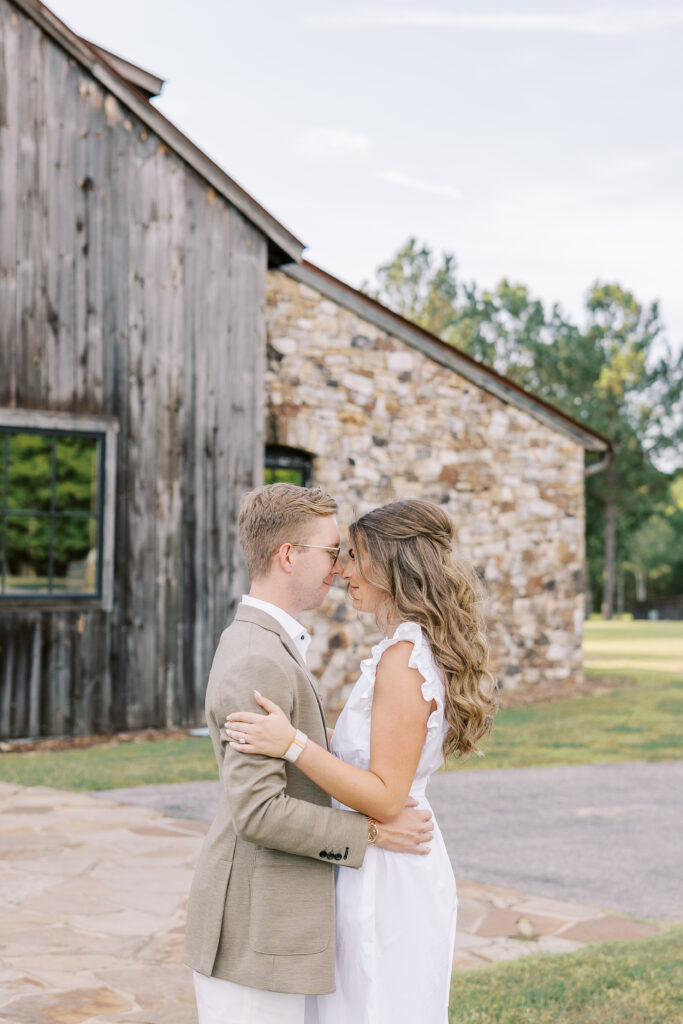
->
[367,240,683,613]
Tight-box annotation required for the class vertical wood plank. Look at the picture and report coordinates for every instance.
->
[0,626,14,736]
[103,96,131,732]
[13,631,27,736]
[0,4,20,403]
[188,175,209,720]
[227,215,267,615]
[15,12,43,403]
[48,615,69,735]
[180,176,198,724]
[42,33,69,407]
[154,144,184,726]
[28,617,41,735]
[124,126,159,728]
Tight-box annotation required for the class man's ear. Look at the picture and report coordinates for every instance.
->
[274,542,295,574]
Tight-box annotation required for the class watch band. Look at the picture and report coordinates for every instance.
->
[283,729,308,763]
[367,816,379,845]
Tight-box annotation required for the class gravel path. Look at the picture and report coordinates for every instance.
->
[96,760,683,922]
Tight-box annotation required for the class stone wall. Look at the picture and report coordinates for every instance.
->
[265,270,586,714]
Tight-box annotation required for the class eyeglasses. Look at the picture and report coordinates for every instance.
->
[294,543,342,567]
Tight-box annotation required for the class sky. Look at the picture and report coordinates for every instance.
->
[47,0,683,350]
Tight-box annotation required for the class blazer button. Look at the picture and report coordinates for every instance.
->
[319,851,327,858]
[334,853,342,861]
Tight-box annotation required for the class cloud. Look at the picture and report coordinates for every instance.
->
[376,170,463,200]
[307,8,683,37]
[299,128,371,156]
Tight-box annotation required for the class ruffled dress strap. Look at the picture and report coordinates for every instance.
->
[358,621,444,732]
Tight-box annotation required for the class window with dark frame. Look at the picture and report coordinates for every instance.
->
[0,427,105,599]
[264,446,313,488]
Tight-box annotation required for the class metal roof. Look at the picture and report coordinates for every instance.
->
[283,261,611,453]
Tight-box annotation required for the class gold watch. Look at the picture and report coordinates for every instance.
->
[367,816,379,845]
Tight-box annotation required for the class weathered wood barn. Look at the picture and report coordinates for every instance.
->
[0,0,609,739]
[0,0,303,738]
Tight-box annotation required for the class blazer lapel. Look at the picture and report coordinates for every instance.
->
[234,605,329,746]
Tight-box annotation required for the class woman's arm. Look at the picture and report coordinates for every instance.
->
[226,641,432,822]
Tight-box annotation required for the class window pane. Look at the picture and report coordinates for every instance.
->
[52,516,98,594]
[55,436,99,514]
[264,467,306,486]
[3,515,51,593]
[6,433,53,512]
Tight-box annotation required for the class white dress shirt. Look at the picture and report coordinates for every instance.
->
[241,595,311,664]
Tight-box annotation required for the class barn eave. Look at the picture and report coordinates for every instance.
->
[283,262,611,453]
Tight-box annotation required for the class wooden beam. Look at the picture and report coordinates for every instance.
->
[84,42,165,100]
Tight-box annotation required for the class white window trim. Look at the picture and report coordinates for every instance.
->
[0,408,118,611]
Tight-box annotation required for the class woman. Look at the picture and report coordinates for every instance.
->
[225,500,496,1023]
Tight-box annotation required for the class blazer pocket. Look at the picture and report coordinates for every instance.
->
[249,850,332,956]
[185,850,234,972]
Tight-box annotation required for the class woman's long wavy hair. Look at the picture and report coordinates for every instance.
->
[349,500,496,760]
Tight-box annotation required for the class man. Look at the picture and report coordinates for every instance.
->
[183,483,433,1024]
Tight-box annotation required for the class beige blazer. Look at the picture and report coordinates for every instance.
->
[182,604,368,995]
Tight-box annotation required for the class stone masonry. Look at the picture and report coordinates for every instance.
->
[265,270,586,714]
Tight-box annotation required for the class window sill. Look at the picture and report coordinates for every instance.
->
[0,596,110,612]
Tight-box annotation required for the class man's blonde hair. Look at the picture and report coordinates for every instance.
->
[238,483,338,580]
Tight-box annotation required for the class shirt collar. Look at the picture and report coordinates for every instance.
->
[241,595,311,662]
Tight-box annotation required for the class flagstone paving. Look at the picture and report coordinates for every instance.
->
[0,782,667,1022]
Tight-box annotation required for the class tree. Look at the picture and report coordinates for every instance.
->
[368,241,683,617]
[624,515,677,601]
[366,238,461,341]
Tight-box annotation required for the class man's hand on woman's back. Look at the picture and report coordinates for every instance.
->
[375,797,434,855]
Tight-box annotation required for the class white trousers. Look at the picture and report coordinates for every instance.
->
[193,971,319,1024]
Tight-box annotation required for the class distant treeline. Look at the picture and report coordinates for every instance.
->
[366,239,683,617]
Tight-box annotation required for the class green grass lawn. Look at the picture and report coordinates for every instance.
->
[0,735,217,791]
[459,619,683,771]
[0,619,681,790]
[448,929,683,1024]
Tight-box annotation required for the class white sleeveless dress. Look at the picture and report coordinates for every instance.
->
[316,622,457,1024]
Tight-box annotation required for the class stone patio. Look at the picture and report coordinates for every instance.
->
[0,782,665,1022]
